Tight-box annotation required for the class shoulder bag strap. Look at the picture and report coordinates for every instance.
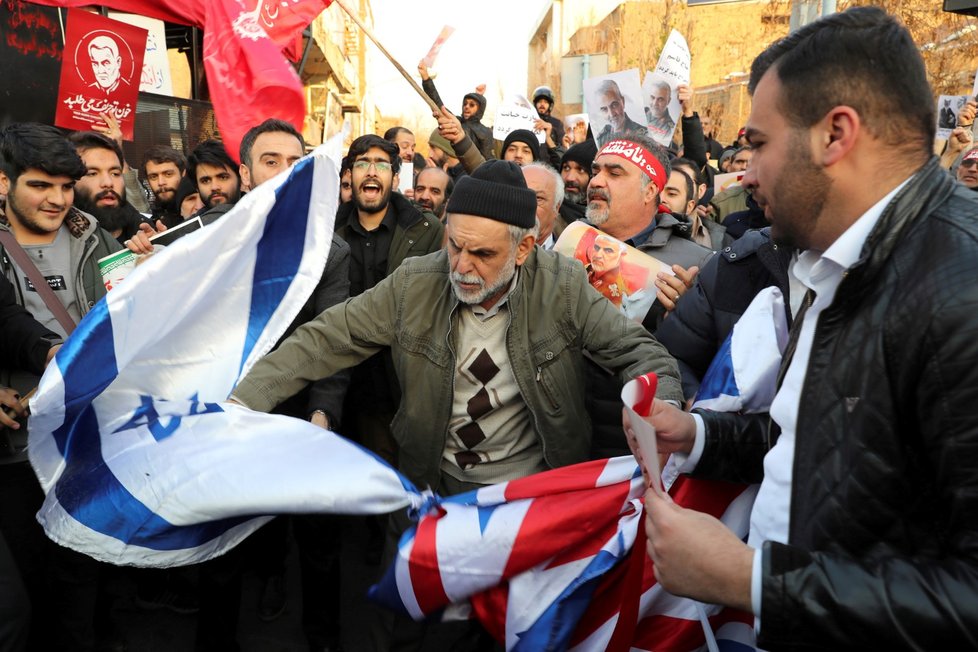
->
[0,230,76,336]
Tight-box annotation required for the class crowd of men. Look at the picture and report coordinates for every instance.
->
[1,6,978,652]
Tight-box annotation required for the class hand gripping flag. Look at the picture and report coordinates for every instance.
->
[370,457,757,651]
[28,144,422,567]
[30,0,332,160]
[370,289,791,651]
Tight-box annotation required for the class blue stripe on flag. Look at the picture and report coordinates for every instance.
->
[240,156,315,373]
[477,504,499,535]
[51,300,119,456]
[54,404,253,550]
[695,333,739,404]
[50,302,252,549]
[513,546,626,651]
[367,559,412,616]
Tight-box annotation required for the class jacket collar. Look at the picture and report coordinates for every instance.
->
[854,157,951,277]
[336,191,425,232]
[635,211,694,249]
[0,205,98,241]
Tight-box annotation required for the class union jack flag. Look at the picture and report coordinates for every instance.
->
[369,288,790,651]
[370,457,757,651]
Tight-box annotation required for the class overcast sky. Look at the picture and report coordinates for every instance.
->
[365,0,550,125]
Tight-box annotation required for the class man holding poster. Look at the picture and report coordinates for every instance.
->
[54,10,146,141]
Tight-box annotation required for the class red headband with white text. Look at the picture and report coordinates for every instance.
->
[597,139,666,186]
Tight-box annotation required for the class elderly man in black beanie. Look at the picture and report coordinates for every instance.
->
[233,159,681,489]
[231,157,682,648]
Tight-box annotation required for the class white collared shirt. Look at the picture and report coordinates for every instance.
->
[746,177,911,616]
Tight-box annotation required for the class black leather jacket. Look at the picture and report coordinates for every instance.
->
[693,158,978,650]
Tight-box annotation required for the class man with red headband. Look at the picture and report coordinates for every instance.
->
[582,131,713,460]
[585,131,713,319]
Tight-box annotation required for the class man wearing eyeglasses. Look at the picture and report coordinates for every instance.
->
[333,134,444,564]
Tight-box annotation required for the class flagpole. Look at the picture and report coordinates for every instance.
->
[332,0,440,114]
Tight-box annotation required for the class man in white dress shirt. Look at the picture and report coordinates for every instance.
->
[630,6,978,650]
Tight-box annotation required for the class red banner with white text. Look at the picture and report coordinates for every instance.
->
[33,0,331,160]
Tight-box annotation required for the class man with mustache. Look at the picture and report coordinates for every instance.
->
[140,145,186,227]
[187,140,241,224]
[585,132,712,318]
[557,140,596,233]
[230,159,683,650]
[583,131,712,460]
[69,131,149,245]
[413,166,452,220]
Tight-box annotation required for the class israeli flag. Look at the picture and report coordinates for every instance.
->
[28,145,421,567]
[691,286,789,414]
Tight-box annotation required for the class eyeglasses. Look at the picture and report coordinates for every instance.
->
[353,159,392,172]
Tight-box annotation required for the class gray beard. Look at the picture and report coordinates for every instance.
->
[565,189,586,206]
[585,204,609,226]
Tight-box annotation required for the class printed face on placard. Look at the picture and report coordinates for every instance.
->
[650,83,670,119]
[598,90,626,132]
[75,30,134,95]
[590,235,623,275]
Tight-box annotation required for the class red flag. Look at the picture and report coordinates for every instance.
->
[29,0,332,161]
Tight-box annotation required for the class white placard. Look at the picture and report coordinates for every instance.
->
[109,12,173,96]
[492,95,545,143]
[643,30,691,147]
[397,160,414,195]
[583,69,648,149]
[713,170,745,194]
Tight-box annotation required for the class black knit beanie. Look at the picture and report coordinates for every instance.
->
[502,129,541,162]
[172,174,198,209]
[445,160,536,228]
[561,140,597,173]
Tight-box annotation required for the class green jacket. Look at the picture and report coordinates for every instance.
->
[335,192,444,276]
[234,247,683,488]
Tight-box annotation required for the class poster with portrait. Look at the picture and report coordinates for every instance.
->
[554,221,673,322]
[54,10,147,140]
[936,95,968,141]
[563,113,589,146]
[583,69,648,149]
[643,30,691,147]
